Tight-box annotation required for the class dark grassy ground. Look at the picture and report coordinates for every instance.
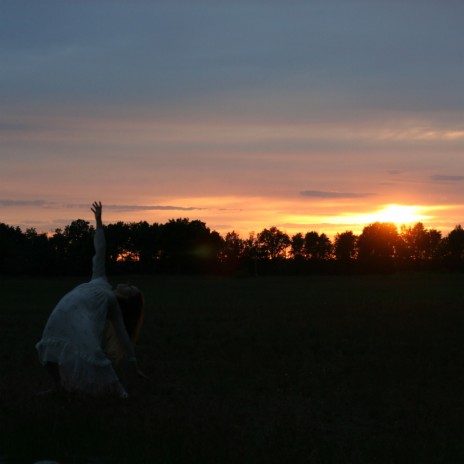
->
[1,273,464,463]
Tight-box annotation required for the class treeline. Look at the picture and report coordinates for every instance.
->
[1,218,464,276]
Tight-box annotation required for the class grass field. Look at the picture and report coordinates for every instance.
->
[1,273,464,463]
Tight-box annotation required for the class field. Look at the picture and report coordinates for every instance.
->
[1,273,464,463]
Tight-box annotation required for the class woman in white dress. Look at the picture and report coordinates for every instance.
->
[36,202,147,398]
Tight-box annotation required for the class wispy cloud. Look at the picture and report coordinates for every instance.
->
[430,175,464,182]
[0,199,53,207]
[300,190,374,199]
[101,204,204,212]
[0,199,204,211]
[387,170,403,176]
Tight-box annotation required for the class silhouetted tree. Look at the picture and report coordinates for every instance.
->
[334,231,358,261]
[220,231,244,260]
[317,233,333,260]
[400,223,426,260]
[220,231,247,274]
[303,231,318,259]
[399,222,443,262]
[445,225,464,258]
[0,223,25,274]
[358,222,399,259]
[24,227,52,275]
[242,232,258,258]
[303,231,332,260]
[128,221,161,272]
[158,218,221,272]
[290,232,305,258]
[357,222,399,272]
[426,229,443,259]
[62,219,94,275]
[257,227,290,260]
[48,228,68,274]
[443,225,464,270]
[241,232,260,274]
[105,221,132,265]
[1,216,463,276]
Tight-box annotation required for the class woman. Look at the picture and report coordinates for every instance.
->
[36,202,147,398]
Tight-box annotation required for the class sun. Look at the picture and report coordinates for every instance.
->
[370,204,431,225]
[327,204,434,232]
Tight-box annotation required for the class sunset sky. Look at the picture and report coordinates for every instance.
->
[1,0,463,238]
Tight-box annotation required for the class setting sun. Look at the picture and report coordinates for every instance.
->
[359,204,432,225]
[325,204,435,235]
[371,205,432,225]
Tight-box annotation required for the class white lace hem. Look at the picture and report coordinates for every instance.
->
[36,338,128,398]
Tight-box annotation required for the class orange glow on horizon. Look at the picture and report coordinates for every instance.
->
[344,204,433,227]
[3,195,461,242]
[282,203,444,238]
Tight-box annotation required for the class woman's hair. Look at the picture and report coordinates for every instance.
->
[115,286,144,344]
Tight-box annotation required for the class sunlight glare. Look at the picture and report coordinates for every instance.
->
[287,204,434,237]
[372,204,431,224]
[281,204,435,238]
[333,204,433,228]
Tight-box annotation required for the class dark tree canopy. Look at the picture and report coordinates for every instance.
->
[303,231,332,260]
[0,218,462,276]
[399,223,442,261]
[290,233,304,259]
[357,222,399,260]
[334,231,357,261]
[257,227,290,260]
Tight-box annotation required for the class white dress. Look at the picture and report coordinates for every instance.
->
[36,228,134,397]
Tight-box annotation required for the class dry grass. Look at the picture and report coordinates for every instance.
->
[1,273,464,463]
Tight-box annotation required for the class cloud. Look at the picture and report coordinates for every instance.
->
[300,190,374,199]
[0,199,204,211]
[0,199,53,207]
[2,0,463,119]
[430,175,464,182]
[102,204,204,212]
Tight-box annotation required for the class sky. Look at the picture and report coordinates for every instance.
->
[1,0,463,238]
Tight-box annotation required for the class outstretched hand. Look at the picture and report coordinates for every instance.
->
[91,201,103,228]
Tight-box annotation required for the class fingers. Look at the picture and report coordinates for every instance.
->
[91,201,102,214]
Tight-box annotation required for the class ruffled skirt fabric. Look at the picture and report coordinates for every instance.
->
[36,337,128,398]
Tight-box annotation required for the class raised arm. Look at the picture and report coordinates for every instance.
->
[91,201,106,280]
[91,201,103,229]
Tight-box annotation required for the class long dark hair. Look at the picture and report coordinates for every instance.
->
[116,288,144,344]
